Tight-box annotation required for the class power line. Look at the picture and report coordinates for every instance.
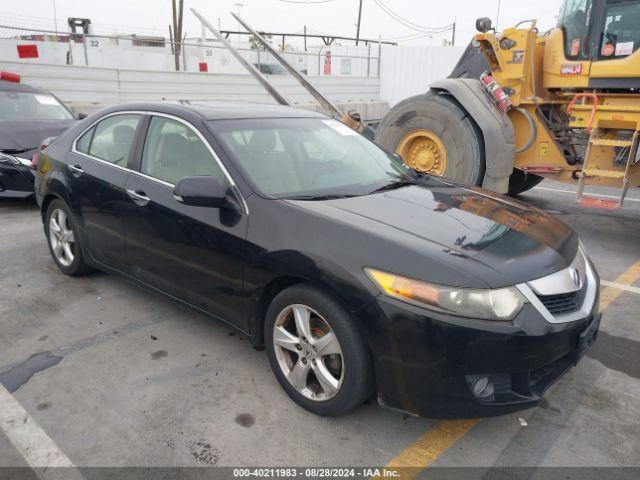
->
[372,0,452,33]
[277,0,336,4]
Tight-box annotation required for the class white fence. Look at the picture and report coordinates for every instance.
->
[0,60,387,120]
[380,45,466,107]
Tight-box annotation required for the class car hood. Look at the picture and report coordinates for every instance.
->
[287,181,578,288]
[0,119,76,152]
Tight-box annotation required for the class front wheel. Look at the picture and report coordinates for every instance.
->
[265,284,372,416]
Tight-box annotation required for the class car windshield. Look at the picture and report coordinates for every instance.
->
[0,92,74,121]
[210,117,417,199]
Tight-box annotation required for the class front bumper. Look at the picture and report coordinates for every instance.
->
[0,162,35,198]
[358,293,600,419]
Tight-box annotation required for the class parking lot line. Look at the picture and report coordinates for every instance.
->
[533,186,640,203]
[0,383,85,478]
[384,419,478,478]
[599,260,640,312]
[601,280,640,296]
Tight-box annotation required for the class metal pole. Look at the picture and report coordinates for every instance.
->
[190,8,291,105]
[355,0,363,46]
[171,0,179,70]
[304,25,307,52]
[377,35,381,77]
[452,18,456,46]
[52,0,58,34]
[496,0,501,31]
[83,34,89,66]
[367,43,371,77]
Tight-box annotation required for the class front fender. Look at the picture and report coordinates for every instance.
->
[430,78,515,193]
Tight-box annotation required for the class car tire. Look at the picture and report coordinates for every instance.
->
[265,284,372,416]
[45,199,92,276]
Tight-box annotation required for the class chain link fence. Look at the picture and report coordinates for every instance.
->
[0,24,381,77]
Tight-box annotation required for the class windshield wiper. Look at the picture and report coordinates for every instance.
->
[284,194,360,201]
[369,179,418,194]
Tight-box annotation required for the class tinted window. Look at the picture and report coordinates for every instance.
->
[600,0,640,58]
[558,0,593,58]
[141,116,225,185]
[75,126,95,153]
[0,92,74,121]
[211,117,412,198]
[88,114,141,166]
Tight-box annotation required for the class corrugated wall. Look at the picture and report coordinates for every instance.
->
[379,45,466,107]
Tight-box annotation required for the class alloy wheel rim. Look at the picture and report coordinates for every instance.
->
[273,304,344,401]
[49,208,75,267]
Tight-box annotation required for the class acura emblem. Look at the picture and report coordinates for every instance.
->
[570,269,581,289]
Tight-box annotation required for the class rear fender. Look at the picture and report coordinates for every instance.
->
[430,78,515,193]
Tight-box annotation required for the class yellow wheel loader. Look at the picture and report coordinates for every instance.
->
[376,0,640,208]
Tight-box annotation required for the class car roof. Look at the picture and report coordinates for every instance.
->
[0,79,49,94]
[107,101,327,121]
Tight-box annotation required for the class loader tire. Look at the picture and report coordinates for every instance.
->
[375,92,485,186]
[507,169,544,196]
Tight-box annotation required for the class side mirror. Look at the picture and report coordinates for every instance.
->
[77,112,88,120]
[173,176,228,208]
[476,17,493,33]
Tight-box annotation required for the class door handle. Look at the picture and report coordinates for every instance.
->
[126,189,151,207]
[68,164,84,176]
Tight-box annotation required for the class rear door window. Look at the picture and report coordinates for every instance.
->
[86,114,141,166]
[140,116,226,185]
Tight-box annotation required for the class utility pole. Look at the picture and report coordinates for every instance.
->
[451,18,456,46]
[52,0,58,34]
[171,0,179,70]
[355,0,363,46]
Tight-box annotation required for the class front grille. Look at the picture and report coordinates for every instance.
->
[537,284,587,315]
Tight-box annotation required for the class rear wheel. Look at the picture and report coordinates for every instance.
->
[264,284,372,416]
[507,169,544,196]
[45,199,92,276]
[375,91,485,185]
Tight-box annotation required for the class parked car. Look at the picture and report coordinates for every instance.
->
[34,102,601,418]
[0,71,78,198]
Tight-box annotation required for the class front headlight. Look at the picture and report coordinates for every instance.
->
[0,152,20,165]
[0,152,31,167]
[365,268,527,321]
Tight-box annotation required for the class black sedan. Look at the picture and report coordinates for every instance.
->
[0,72,77,198]
[34,102,600,418]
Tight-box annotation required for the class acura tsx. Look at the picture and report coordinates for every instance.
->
[34,102,600,418]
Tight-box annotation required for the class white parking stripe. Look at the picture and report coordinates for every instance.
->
[0,383,84,478]
[601,280,640,295]
[533,186,640,202]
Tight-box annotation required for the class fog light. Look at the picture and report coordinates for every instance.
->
[467,375,495,399]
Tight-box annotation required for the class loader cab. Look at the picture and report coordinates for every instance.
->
[544,0,640,89]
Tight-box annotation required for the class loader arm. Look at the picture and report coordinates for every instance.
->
[231,12,375,137]
[191,8,291,106]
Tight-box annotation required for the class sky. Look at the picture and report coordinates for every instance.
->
[1,0,563,47]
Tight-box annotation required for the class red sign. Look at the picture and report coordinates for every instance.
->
[17,44,39,59]
[602,44,615,56]
[561,63,583,76]
[323,51,332,75]
[198,62,208,72]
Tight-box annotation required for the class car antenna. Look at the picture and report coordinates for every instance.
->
[190,8,291,106]
[231,12,374,138]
